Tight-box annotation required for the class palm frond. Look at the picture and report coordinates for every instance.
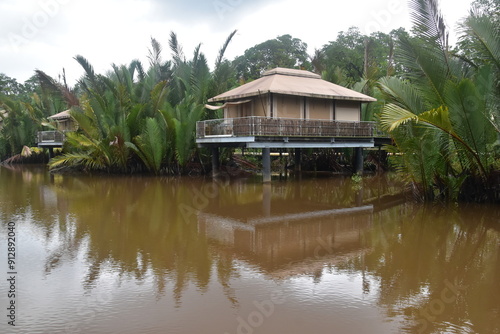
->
[131,117,166,173]
[69,104,100,139]
[380,103,419,132]
[74,55,97,82]
[169,31,185,65]
[459,8,500,72]
[409,0,449,51]
[35,70,79,107]
[48,152,108,171]
[378,76,427,113]
[148,37,163,67]
[396,35,448,105]
[215,30,237,70]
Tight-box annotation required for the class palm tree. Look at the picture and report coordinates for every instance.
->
[49,31,239,174]
[127,116,168,174]
[0,98,39,158]
[379,0,499,201]
[159,95,204,172]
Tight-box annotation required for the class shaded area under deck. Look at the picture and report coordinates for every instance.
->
[196,117,390,181]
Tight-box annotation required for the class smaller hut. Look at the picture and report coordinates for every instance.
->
[37,110,75,148]
[48,110,74,131]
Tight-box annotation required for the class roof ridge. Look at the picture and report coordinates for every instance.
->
[263,67,320,79]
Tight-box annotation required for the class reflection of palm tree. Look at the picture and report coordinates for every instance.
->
[49,176,216,305]
[347,203,500,333]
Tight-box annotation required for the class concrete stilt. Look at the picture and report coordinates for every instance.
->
[211,147,220,178]
[353,147,363,175]
[262,147,271,183]
[294,148,301,173]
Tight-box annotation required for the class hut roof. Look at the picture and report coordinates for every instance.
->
[48,110,71,120]
[208,67,376,103]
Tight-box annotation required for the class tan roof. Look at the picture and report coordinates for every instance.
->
[208,67,377,103]
[48,110,71,120]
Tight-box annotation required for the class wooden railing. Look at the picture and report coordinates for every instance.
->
[197,117,376,138]
[37,131,66,144]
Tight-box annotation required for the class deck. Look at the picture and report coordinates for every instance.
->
[37,131,66,147]
[196,117,383,148]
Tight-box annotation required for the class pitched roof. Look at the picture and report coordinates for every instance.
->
[48,110,71,120]
[208,67,376,103]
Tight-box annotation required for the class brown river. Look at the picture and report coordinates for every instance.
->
[0,165,499,334]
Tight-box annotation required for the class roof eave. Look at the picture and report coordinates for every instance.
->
[208,90,376,103]
[208,91,267,102]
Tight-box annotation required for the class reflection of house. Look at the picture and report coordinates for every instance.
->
[198,196,374,276]
[197,68,380,181]
[196,180,407,278]
[37,110,75,148]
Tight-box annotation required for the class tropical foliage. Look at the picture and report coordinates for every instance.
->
[233,34,310,81]
[318,27,409,86]
[0,83,57,160]
[45,32,237,174]
[379,0,499,202]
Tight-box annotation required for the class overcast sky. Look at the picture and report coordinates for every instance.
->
[0,0,473,85]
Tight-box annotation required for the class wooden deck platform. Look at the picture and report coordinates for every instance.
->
[196,117,384,148]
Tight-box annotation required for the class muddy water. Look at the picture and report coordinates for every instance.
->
[0,165,498,334]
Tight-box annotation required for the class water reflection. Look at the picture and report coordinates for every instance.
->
[356,204,500,333]
[0,165,498,334]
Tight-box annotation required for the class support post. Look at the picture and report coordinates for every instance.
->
[354,147,363,175]
[48,147,54,159]
[262,147,271,183]
[294,148,301,173]
[211,147,220,178]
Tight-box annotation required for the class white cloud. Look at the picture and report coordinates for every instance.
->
[0,0,474,84]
